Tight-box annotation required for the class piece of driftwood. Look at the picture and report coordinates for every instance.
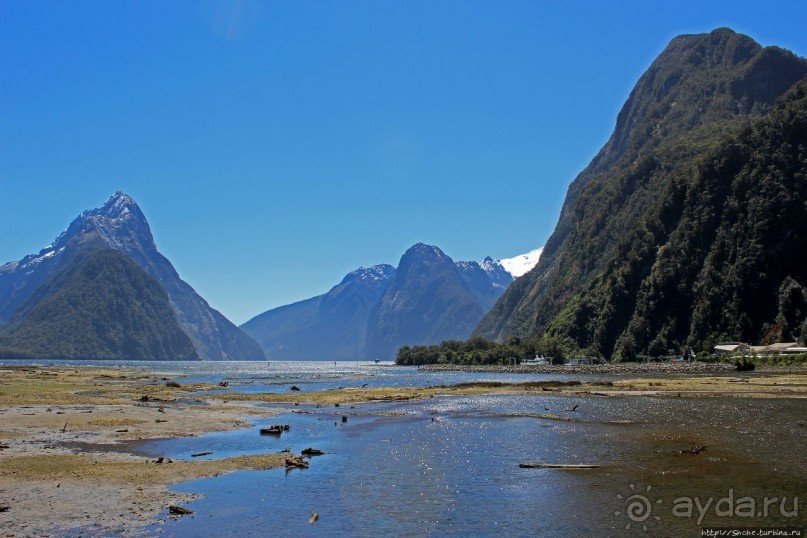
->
[169,505,193,516]
[191,451,213,457]
[678,445,707,455]
[301,447,325,456]
[519,463,601,469]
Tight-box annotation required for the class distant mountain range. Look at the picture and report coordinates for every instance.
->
[242,243,540,360]
[0,192,541,362]
[0,192,264,360]
[475,28,807,358]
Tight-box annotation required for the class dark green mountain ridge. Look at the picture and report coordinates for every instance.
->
[475,29,807,358]
[0,243,199,360]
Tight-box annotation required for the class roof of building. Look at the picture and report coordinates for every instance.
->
[768,342,798,350]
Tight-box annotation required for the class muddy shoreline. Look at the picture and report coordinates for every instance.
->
[1,365,806,536]
[0,366,289,536]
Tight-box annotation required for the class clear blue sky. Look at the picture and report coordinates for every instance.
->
[2,1,806,324]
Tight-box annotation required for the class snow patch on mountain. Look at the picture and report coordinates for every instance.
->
[340,264,396,285]
[499,247,543,278]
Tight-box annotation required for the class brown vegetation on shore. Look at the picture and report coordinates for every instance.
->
[0,366,288,536]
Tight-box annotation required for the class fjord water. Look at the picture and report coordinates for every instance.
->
[97,361,805,537]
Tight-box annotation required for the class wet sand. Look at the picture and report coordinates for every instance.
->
[1,365,805,536]
[0,366,288,536]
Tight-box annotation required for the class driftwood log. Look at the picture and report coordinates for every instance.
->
[168,505,193,516]
[260,424,291,435]
[678,445,707,454]
[519,463,601,469]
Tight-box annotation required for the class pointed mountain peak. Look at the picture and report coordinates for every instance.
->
[405,243,448,260]
[102,191,138,213]
[50,192,155,254]
[89,191,142,221]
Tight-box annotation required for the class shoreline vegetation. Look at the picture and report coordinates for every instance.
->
[1,365,806,536]
[394,336,807,368]
[416,361,807,374]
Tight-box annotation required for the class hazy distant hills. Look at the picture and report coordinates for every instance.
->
[0,192,263,360]
[243,243,537,361]
[240,264,396,361]
[475,28,807,358]
[365,244,510,361]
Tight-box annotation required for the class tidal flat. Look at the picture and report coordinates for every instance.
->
[1,363,805,536]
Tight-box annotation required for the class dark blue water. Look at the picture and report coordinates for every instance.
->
[139,395,807,537]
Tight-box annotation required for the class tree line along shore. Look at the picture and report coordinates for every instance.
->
[394,336,807,368]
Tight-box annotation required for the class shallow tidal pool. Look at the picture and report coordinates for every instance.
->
[139,393,807,537]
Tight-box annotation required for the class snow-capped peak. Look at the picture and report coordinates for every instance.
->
[499,247,543,278]
[479,256,503,273]
[340,264,396,286]
[4,192,154,276]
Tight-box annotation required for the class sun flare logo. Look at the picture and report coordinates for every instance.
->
[615,484,663,531]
